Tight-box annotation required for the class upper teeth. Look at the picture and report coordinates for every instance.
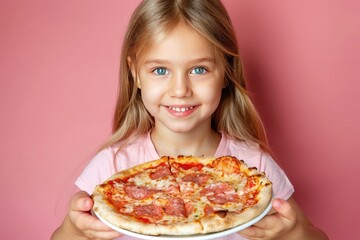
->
[169,106,194,112]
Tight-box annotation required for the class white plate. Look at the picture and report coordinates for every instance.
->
[95,199,273,240]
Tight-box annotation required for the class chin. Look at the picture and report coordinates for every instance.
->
[167,126,195,134]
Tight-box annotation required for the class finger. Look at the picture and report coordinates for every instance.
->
[238,225,265,240]
[238,208,281,238]
[83,228,122,240]
[81,215,112,230]
[272,198,296,221]
[69,208,112,231]
[70,191,93,212]
[267,207,277,215]
[73,213,123,239]
[251,213,278,229]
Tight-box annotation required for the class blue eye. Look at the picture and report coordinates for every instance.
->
[153,67,168,75]
[191,67,207,75]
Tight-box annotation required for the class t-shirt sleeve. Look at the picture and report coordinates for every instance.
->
[259,152,294,200]
[217,134,295,201]
[75,148,116,194]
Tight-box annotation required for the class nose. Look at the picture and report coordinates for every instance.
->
[168,72,192,98]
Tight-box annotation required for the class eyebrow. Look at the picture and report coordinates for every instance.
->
[143,57,216,65]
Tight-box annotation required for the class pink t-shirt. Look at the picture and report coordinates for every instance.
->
[76,132,294,240]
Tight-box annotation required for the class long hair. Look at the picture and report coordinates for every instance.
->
[102,0,270,153]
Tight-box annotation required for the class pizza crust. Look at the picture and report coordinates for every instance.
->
[106,156,170,181]
[200,181,272,233]
[155,221,203,235]
[93,190,204,235]
[92,191,162,235]
[92,155,273,236]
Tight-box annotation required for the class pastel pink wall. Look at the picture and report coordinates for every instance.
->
[0,0,358,239]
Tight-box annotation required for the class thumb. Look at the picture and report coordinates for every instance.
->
[272,198,296,221]
[70,191,93,212]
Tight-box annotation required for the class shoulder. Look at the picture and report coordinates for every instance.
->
[113,133,159,170]
[221,134,279,173]
[75,146,117,194]
[76,133,157,194]
[219,133,294,199]
[115,133,150,157]
[92,133,152,171]
[218,133,264,163]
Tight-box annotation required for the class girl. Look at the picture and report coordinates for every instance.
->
[52,0,328,239]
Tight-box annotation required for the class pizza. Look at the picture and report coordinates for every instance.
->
[91,155,272,236]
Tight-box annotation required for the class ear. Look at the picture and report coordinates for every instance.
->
[127,57,141,89]
[136,78,141,89]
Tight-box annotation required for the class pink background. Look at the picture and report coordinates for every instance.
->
[0,0,359,239]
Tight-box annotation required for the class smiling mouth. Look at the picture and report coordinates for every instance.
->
[167,106,195,112]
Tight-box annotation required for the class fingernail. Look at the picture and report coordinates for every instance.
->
[83,198,89,207]
[273,199,283,209]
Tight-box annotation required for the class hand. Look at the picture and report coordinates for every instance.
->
[51,191,122,240]
[238,198,297,240]
[238,197,328,240]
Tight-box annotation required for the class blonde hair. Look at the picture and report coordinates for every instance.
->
[102,0,270,153]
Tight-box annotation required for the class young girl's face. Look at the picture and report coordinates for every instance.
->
[135,22,225,135]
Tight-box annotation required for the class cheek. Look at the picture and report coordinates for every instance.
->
[138,73,164,105]
[194,87,222,115]
[198,81,224,105]
[208,90,223,108]
[140,84,163,109]
[141,90,154,106]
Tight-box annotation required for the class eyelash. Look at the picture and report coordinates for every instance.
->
[152,67,168,75]
[152,67,208,76]
[190,67,207,75]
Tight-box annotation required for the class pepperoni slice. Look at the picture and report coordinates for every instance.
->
[173,162,204,171]
[207,193,240,205]
[215,210,228,218]
[133,204,164,219]
[164,197,188,217]
[123,185,157,200]
[200,182,235,195]
[204,204,214,215]
[167,185,181,194]
[185,201,194,215]
[149,165,172,180]
[182,173,210,186]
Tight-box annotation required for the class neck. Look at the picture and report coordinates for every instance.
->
[150,127,221,157]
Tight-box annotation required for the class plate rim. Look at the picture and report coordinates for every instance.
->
[94,198,273,240]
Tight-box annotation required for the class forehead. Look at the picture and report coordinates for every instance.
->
[138,22,217,65]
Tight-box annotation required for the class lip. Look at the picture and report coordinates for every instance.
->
[165,105,198,117]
